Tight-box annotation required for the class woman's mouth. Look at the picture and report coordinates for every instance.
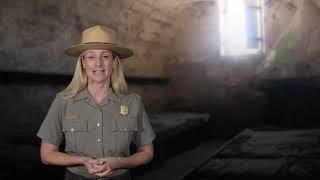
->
[93,70,105,75]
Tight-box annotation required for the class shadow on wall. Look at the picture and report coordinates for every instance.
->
[256,77,320,129]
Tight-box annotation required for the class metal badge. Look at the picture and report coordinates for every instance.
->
[120,105,128,116]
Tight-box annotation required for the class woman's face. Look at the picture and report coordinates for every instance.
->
[82,49,115,84]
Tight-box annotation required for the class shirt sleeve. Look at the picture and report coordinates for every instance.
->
[37,95,64,146]
[132,97,156,147]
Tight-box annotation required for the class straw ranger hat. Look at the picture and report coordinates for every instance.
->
[64,25,133,59]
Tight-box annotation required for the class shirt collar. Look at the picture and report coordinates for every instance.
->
[73,87,122,104]
[108,88,122,103]
[73,88,89,101]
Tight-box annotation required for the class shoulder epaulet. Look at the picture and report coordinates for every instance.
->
[56,92,63,98]
[55,92,71,102]
[127,93,142,100]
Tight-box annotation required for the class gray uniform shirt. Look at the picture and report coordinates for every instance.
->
[37,88,156,178]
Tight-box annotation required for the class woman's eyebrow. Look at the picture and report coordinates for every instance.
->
[86,51,95,54]
[101,51,111,54]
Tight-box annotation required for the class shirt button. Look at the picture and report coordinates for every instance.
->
[70,128,75,133]
[97,123,101,127]
[97,139,101,143]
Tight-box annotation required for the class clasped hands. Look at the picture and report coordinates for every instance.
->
[83,157,121,177]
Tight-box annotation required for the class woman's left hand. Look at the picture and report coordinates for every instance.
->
[91,159,113,177]
[99,157,122,170]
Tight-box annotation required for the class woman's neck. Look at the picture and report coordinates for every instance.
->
[87,80,110,105]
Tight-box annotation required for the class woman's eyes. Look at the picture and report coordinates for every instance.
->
[87,55,110,59]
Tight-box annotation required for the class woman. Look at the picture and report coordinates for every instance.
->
[37,25,156,180]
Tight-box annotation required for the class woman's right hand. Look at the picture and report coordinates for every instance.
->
[40,140,112,176]
[82,157,112,176]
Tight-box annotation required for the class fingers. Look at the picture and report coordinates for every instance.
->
[88,165,102,174]
[89,159,104,165]
[96,157,120,170]
[89,164,107,174]
[91,165,113,177]
[83,157,114,177]
[84,158,105,174]
[88,162,112,175]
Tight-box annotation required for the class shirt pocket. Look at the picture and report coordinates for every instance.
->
[111,116,138,152]
[112,115,138,132]
[62,119,88,152]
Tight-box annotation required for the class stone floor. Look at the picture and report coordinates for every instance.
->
[134,138,227,180]
[182,128,320,178]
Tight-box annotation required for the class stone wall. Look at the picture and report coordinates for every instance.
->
[0,0,182,78]
[2,0,320,139]
[258,0,320,79]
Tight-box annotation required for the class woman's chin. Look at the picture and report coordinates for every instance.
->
[89,77,109,84]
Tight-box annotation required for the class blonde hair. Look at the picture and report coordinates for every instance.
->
[61,51,128,99]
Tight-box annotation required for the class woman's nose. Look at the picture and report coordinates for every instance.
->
[95,57,102,66]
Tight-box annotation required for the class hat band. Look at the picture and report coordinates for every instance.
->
[82,42,117,45]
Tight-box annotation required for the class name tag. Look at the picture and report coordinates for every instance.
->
[64,115,79,120]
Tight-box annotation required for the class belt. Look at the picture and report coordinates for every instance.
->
[64,169,131,180]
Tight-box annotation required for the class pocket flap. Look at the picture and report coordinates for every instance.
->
[112,117,138,132]
[62,120,88,133]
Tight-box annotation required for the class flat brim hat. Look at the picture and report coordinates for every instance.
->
[64,25,133,59]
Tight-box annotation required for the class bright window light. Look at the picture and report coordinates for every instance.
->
[219,0,263,56]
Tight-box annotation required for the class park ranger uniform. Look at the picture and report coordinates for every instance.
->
[37,88,156,179]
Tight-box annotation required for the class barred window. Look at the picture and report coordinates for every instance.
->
[219,0,264,56]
